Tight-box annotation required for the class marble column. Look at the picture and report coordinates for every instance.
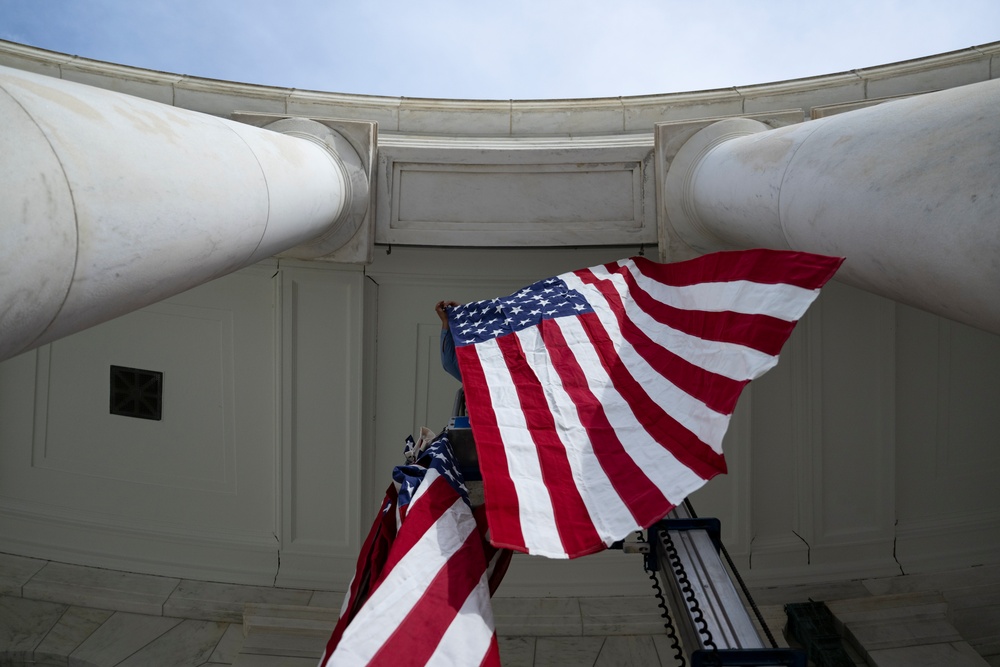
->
[662,79,1000,335]
[0,65,371,362]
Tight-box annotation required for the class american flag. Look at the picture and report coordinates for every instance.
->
[452,249,844,559]
[320,433,502,666]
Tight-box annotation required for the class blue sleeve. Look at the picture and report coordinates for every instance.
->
[440,328,462,383]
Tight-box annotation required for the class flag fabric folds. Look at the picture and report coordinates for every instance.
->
[451,249,844,559]
[320,432,502,667]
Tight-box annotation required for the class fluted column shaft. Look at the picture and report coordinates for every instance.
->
[664,79,1000,334]
[0,65,358,361]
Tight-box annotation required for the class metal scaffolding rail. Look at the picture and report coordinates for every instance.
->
[644,503,806,666]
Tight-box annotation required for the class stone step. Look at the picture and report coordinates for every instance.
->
[240,603,338,660]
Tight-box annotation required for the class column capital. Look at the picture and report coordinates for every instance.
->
[663,118,769,254]
[234,114,377,263]
[654,111,804,263]
[656,80,1000,334]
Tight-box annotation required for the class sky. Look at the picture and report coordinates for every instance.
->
[0,1,997,100]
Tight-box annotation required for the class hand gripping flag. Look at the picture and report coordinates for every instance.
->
[320,432,503,667]
[450,249,844,559]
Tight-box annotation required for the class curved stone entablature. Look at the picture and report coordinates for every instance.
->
[2,38,997,255]
[1,38,997,136]
[1,38,999,336]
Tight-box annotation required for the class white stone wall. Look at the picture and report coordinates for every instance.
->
[1,39,999,596]
[1,248,999,593]
[0,261,370,590]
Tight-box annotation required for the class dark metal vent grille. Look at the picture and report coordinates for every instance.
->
[110,366,163,421]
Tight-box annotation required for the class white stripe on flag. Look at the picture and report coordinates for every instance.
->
[408,466,442,506]
[563,272,731,452]
[328,493,475,666]
[622,259,823,320]
[514,324,638,547]
[550,315,710,502]
[425,571,497,667]
[474,338,563,557]
[584,265,779,380]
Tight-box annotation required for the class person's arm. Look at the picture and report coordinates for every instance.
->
[436,301,462,382]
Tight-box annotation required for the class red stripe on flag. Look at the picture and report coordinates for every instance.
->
[624,250,843,289]
[576,269,748,415]
[574,311,728,479]
[608,264,798,356]
[456,345,527,553]
[479,635,502,667]
[496,331,604,557]
[537,318,673,539]
[321,485,398,662]
[366,524,491,667]
[366,476,456,596]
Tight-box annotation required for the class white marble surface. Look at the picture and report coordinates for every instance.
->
[833,592,949,624]
[2,555,1000,665]
[532,637,606,665]
[115,619,228,667]
[34,605,114,661]
[492,596,582,636]
[243,603,339,633]
[593,636,664,666]
[306,590,344,608]
[375,134,657,248]
[661,77,1000,335]
[210,624,250,665]
[23,561,180,616]
[2,37,1000,611]
[846,615,963,652]
[649,635,687,667]
[0,63,357,362]
[240,604,338,658]
[68,611,181,665]
[231,655,319,666]
[60,63,179,105]
[162,580,313,623]
[2,38,996,139]
[497,636,536,667]
[0,553,46,596]
[863,563,1000,596]
[579,595,666,636]
[240,627,329,660]
[0,595,67,655]
[867,642,990,667]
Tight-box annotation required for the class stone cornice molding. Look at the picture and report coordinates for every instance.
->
[1,38,997,137]
[379,132,655,150]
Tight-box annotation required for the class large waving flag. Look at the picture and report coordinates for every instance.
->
[451,249,844,559]
[320,433,502,667]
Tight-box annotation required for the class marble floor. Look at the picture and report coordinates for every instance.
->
[1,550,999,666]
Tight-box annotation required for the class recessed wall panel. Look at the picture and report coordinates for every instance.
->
[0,265,279,584]
[376,139,656,247]
[394,164,639,229]
[937,322,1000,473]
[817,284,895,542]
[33,303,236,492]
[276,264,368,589]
